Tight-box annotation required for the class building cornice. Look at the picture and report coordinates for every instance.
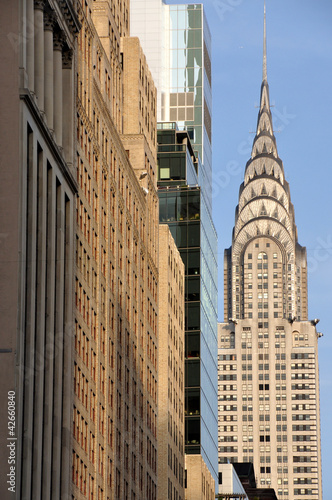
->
[55,0,81,35]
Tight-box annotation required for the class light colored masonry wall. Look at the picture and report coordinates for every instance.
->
[185,454,215,500]
[73,1,159,499]
[158,224,185,500]
[220,60,321,499]
[218,319,322,499]
[121,36,157,158]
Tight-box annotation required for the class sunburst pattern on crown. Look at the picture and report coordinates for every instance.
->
[223,5,308,322]
[231,77,298,265]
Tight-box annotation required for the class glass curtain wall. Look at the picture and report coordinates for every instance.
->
[158,177,218,483]
[168,4,212,211]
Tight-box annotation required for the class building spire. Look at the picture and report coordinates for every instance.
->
[263,1,267,82]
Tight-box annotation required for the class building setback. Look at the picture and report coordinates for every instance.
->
[0,1,191,499]
[165,3,213,213]
[130,0,218,489]
[131,1,213,211]
[73,1,159,499]
[218,7,322,500]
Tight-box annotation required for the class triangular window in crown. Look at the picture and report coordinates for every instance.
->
[261,184,267,195]
[272,186,277,198]
[260,203,267,216]
[275,230,281,240]
[251,187,256,198]
[273,207,279,219]
[262,142,268,154]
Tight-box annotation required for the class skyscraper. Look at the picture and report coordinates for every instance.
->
[157,124,218,490]
[0,1,79,497]
[1,1,191,499]
[73,3,159,499]
[218,7,322,499]
[131,2,218,489]
[164,3,213,212]
[131,1,213,212]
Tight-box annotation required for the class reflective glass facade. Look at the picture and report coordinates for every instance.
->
[167,4,212,212]
[158,126,218,484]
[130,1,218,486]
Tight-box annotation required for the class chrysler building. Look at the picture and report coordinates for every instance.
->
[218,6,322,499]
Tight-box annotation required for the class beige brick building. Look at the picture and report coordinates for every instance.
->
[185,455,215,500]
[73,1,159,499]
[158,225,185,500]
[0,1,187,499]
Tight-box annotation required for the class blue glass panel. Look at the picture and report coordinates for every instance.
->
[170,9,178,30]
[177,9,187,30]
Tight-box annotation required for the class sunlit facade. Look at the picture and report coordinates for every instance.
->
[131,0,218,488]
[158,224,185,500]
[166,4,212,211]
[218,13,322,497]
[73,3,159,499]
[131,2,213,211]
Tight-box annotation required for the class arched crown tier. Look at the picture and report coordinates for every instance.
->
[244,157,284,186]
[223,5,308,323]
[234,200,293,240]
[232,219,295,264]
[239,177,289,213]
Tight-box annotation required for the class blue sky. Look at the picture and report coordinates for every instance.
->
[168,0,332,497]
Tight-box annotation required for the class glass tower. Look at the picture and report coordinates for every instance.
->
[157,123,218,484]
[166,4,213,213]
[131,1,218,486]
[130,2,213,212]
